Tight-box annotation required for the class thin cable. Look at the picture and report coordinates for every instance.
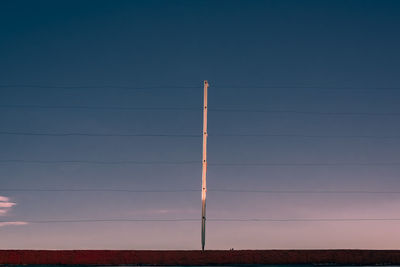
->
[0,160,198,165]
[2,104,400,116]
[0,189,198,193]
[1,131,400,140]
[0,85,199,90]
[209,162,400,166]
[210,189,400,194]
[212,133,400,139]
[1,188,400,195]
[0,131,200,137]
[0,104,199,111]
[208,218,400,222]
[2,218,400,224]
[211,108,400,116]
[214,85,400,91]
[0,219,199,223]
[2,84,400,91]
[0,160,399,166]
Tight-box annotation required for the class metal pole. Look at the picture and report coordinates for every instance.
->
[201,80,208,251]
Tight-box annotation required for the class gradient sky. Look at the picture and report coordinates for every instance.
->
[1,0,400,249]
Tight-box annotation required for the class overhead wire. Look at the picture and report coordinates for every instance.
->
[0,160,399,166]
[2,131,400,139]
[0,85,199,90]
[0,160,198,165]
[2,84,400,91]
[2,85,400,232]
[214,85,400,91]
[1,188,400,194]
[211,108,400,116]
[0,189,198,193]
[0,104,199,111]
[0,131,199,137]
[3,218,400,224]
[1,104,400,116]
[211,189,400,194]
[211,133,400,139]
[209,162,400,166]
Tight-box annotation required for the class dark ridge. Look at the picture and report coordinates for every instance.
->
[1,250,400,265]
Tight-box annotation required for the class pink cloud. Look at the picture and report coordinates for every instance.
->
[0,221,28,227]
[0,196,16,216]
[0,196,9,202]
[0,196,27,226]
[0,202,16,208]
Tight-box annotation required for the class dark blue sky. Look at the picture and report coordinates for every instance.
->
[1,0,400,249]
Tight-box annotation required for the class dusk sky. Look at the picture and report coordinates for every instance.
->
[1,0,400,249]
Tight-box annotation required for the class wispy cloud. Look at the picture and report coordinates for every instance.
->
[0,196,9,202]
[0,201,16,208]
[0,209,8,215]
[0,221,28,227]
[0,196,28,227]
[0,195,15,216]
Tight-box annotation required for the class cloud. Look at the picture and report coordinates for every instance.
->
[0,221,28,227]
[0,196,16,216]
[0,196,9,202]
[0,196,28,227]
[0,209,8,215]
[0,202,16,208]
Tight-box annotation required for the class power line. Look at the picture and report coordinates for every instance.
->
[212,108,400,116]
[0,160,400,166]
[2,131,400,139]
[214,85,400,91]
[3,218,400,224]
[2,84,400,91]
[0,131,199,137]
[208,218,400,222]
[0,160,198,165]
[0,104,199,111]
[0,219,199,223]
[209,162,400,166]
[0,189,198,193]
[213,133,400,139]
[210,189,400,194]
[0,85,199,90]
[1,188,400,195]
[2,104,400,116]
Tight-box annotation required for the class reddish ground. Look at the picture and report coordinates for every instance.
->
[1,250,400,265]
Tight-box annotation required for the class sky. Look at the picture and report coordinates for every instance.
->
[1,0,400,249]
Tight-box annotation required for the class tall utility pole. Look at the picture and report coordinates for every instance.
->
[201,80,209,251]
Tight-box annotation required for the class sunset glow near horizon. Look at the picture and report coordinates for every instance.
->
[1,0,400,250]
